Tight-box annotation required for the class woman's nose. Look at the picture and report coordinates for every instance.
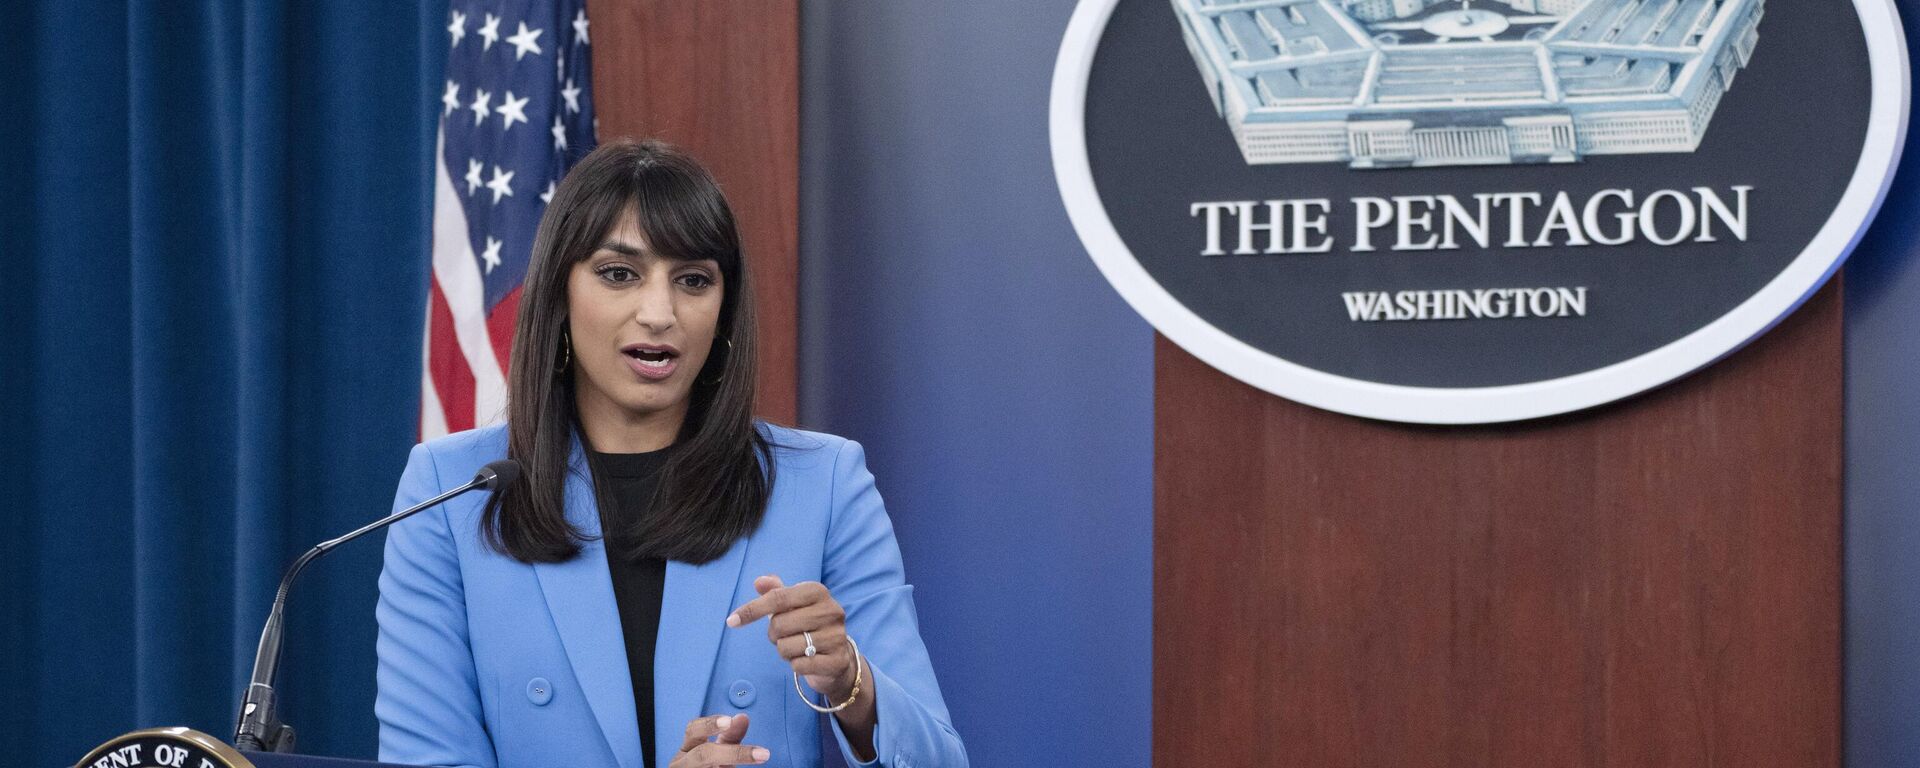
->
[632,280,676,332]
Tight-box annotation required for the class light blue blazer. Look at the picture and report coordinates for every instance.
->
[375,423,967,768]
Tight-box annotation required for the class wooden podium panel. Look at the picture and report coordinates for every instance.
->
[1154,282,1843,767]
[588,0,800,423]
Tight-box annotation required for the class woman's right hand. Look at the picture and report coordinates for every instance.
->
[669,713,770,767]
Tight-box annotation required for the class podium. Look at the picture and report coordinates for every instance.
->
[75,728,418,768]
[242,753,418,768]
[1152,284,1846,766]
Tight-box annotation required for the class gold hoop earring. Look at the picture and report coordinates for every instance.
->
[555,328,572,374]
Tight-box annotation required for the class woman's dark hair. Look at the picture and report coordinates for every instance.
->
[482,138,774,565]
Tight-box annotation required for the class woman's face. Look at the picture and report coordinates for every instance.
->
[566,209,725,440]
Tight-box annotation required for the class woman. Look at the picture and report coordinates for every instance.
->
[376,140,968,768]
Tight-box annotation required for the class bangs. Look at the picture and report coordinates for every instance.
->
[546,141,741,274]
[627,163,741,270]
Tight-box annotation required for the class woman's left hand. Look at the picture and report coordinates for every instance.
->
[726,575,863,702]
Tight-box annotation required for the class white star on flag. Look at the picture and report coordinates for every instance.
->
[573,10,590,46]
[561,79,582,114]
[469,88,491,125]
[481,236,504,274]
[541,181,556,204]
[479,13,501,51]
[498,92,529,130]
[507,22,544,61]
[551,115,568,151]
[448,11,467,48]
[442,81,461,117]
[464,158,484,196]
[486,165,515,204]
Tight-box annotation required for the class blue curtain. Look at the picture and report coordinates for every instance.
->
[0,1,439,764]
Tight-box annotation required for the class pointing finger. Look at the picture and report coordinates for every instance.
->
[728,580,827,627]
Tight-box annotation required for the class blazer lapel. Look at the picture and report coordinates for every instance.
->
[533,447,644,768]
[652,533,751,768]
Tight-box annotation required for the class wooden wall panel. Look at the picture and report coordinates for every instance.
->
[588,0,799,423]
[1154,282,1844,767]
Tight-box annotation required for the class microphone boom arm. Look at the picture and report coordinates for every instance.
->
[232,460,518,752]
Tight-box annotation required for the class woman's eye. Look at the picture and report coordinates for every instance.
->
[597,266,637,283]
[676,273,715,289]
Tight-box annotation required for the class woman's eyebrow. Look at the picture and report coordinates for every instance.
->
[596,240,645,257]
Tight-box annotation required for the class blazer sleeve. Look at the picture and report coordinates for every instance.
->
[375,443,498,768]
[821,439,970,768]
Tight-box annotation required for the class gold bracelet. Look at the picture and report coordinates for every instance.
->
[794,635,863,713]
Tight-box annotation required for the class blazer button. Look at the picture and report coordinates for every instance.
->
[527,677,554,706]
[728,679,756,708]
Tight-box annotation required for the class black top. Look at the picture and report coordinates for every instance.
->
[586,447,672,768]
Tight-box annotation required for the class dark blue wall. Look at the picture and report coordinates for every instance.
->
[1845,210,1920,768]
[799,2,1156,766]
[1842,7,1920,764]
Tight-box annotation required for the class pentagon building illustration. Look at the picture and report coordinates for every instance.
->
[1171,0,1764,168]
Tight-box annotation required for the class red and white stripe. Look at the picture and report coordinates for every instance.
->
[421,127,512,440]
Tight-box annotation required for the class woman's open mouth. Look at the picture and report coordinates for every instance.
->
[621,343,680,381]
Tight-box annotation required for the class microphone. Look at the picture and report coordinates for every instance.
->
[233,458,521,752]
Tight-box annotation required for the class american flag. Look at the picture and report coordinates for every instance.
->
[422,0,596,439]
